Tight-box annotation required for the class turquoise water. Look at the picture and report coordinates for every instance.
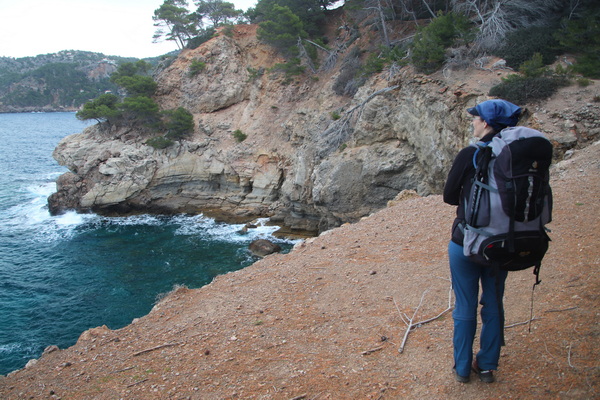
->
[0,113,295,375]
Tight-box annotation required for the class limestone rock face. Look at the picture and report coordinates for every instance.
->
[45,27,480,232]
[48,25,593,234]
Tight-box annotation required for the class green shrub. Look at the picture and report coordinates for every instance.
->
[118,95,161,125]
[109,61,156,97]
[410,12,473,74]
[571,54,600,79]
[577,77,592,87]
[489,74,568,104]
[186,27,217,50]
[76,93,122,124]
[247,67,264,81]
[146,136,174,149]
[519,53,547,78]
[330,111,341,120]
[112,75,157,97]
[362,52,387,76]
[359,45,408,78]
[257,4,307,58]
[189,59,207,77]
[163,107,194,140]
[270,58,305,84]
[555,5,600,79]
[494,26,561,69]
[233,129,247,142]
[553,63,571,77]
[222,24,235,37]
[490,52,571,104]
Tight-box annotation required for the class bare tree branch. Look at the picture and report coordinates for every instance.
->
[421,0,438,19]
[297,37,317,74]
[452,0,566,51]
[132,342,180,356]
[317,85,399,158]
[395,282,454,354]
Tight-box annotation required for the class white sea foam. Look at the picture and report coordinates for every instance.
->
[103,214,163,226]
[8,175,294,246]
[54,211,92,227]
[173,214,296,244]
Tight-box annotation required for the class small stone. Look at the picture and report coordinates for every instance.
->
[43,345,60,355]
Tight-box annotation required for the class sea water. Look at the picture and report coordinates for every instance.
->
[0,112,295,375]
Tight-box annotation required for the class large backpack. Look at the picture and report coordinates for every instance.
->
[462,126,553,284]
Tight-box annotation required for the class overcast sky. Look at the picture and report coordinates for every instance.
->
[0,0,259,59]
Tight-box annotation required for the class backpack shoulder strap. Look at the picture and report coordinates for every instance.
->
[466,141,494,227]
[471,140,491,169]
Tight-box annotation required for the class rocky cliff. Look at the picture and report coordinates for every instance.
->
[48,23,600,234]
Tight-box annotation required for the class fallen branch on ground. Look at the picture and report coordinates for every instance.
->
[544,306,578,313]
[395,283,453,354]
[127,378,148,387]
[111,366,135,374]
[505,317,542,329]
[568,342,575,368]
[362,346,384,355]
[132,343,180,357]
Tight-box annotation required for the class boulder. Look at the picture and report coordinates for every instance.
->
[248,239,281,257]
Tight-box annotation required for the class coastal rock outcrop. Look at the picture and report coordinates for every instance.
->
[48,24,598,234]
[248,239,282,257]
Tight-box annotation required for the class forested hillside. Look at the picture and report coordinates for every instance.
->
[0,51,171,112]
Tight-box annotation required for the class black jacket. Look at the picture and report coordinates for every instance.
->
[443,132,496,245]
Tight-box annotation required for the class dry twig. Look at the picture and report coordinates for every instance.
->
[362,346,384,355]
[505,317,542,329]
[132,342,180,357]
[111,366,135,374]
[126,378,148,387]
[545,306,578,313]
[568,342,575,368]
[395,284,453,354]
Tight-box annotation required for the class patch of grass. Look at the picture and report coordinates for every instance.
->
[146,136,175,149]
[233,129,247,142]
[189,59,207,77]
[577,78,592,87]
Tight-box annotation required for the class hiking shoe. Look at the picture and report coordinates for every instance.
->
[472,362,495,383]
[453,367,470,383]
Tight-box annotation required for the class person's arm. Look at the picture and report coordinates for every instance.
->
[443,147,474,206]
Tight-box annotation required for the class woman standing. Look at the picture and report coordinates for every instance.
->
[443,99,522,383]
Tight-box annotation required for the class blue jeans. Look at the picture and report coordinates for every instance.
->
[448,241,508,377]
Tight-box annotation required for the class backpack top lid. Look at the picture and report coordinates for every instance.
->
[467,99,522,132]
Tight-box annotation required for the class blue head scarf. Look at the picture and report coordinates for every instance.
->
[467,99,522,132]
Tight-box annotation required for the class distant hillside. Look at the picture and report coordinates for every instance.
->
[0,50,175,113]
